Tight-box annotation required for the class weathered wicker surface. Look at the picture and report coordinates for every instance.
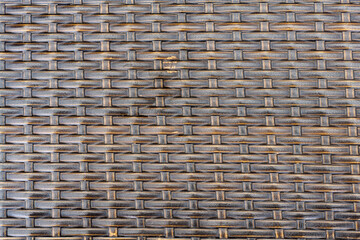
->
[1,0,360,239]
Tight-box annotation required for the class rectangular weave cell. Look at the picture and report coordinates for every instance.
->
[1,0,360,239]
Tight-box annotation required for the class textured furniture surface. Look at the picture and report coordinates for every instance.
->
[1,0,360,239]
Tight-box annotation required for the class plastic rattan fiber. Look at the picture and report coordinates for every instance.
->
[1,0,360,239]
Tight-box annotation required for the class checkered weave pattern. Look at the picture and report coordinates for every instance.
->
[1,0,360,239]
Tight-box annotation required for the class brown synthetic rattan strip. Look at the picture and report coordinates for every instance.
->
[1,0,360,239]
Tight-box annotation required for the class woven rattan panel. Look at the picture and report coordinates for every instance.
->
[2,0,360,239]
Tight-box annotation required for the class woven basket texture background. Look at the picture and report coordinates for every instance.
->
[2,0,360,239]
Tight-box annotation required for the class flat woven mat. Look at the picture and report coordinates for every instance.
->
[2,0,360,239]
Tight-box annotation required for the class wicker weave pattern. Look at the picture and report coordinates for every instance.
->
[1,0,360,239]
